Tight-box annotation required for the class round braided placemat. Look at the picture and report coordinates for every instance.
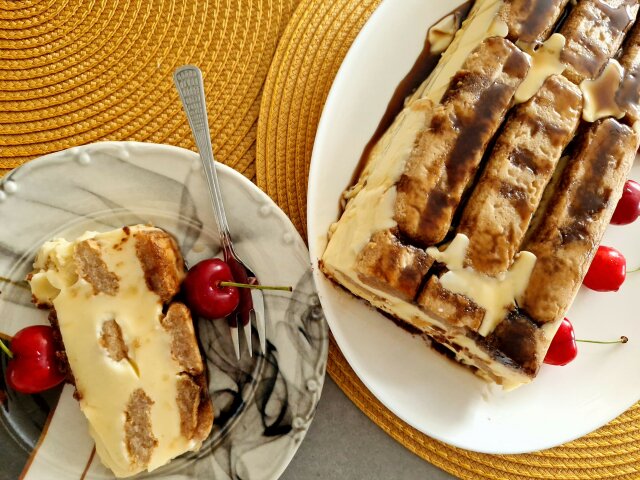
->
[0,0,301,180]
[255,0,640,478]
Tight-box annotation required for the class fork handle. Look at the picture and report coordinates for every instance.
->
[173,65,232,247]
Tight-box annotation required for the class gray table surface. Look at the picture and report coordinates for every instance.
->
[282,377,455,480]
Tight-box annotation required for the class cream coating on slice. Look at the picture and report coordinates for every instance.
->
[426,234,536,336]
[30,226,199,478]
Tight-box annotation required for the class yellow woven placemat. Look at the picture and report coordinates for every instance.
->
[256,0,640,478]
[0,0,301,180]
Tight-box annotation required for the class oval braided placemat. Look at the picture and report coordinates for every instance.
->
[256,0,640,478]
[0,0,300,180]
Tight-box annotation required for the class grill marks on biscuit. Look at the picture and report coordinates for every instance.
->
[355,230,433,302]
[521,119,637,324]
[417,276,484,331]
[395,37,530,247]
[458,75,583,276]
[560,0,639,83]
[486,310,542,376]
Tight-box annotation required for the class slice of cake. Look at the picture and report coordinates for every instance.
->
[321,0,640,389]
[28,225,213,478]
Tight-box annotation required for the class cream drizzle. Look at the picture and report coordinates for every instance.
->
[427,234,537,337]
[514,33,566,104]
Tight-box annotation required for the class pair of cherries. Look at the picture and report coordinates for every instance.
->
[2,259,290,394]
[543,179,640,366]
[582,180,640,292]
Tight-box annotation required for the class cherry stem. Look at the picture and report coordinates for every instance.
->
[219,281,293,292]
[628,267,640,274]
[576,336,629,345]
[0,339,13,359]
[0,276,30,291]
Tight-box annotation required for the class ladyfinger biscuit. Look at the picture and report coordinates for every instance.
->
[521,119,637,323]
[459,75,582,276]
[395,37,530,247]
[500,0,571,45]
[355,229,433,301]
[560,0,639,84]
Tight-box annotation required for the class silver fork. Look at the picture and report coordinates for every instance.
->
[174,65,266,359]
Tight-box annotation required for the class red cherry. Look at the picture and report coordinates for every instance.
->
[544,318,577,366]
[5,326,65,394]
[183,259,240,319]
[544,318,628,367]
[583,246,626,292]
[611,180,640,225]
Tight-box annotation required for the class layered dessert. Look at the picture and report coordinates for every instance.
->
[28,225,213,477]
[321,0,640,389]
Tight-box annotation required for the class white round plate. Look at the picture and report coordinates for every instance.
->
[307,0,640,454]
[0,142,328,479]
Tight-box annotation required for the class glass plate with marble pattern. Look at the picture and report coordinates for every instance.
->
[0,142,328,480]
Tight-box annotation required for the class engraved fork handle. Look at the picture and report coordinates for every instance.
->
[173,65,232,249]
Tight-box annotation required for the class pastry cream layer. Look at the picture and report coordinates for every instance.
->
[428,11,461,54]
[30,226,198,478]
